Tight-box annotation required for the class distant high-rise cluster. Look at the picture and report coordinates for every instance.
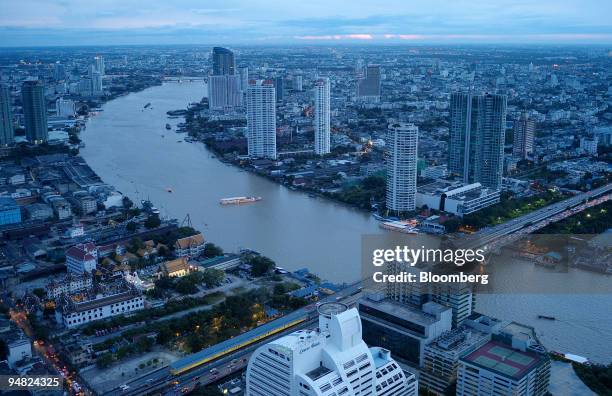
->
[0,85,14,146]
[386,123,418,213]
[513,112,535,160]
[247,79,277,159]
[212,47,236,76]
[449,92,506,190]
[314,78,331,155]
[357,64,381,102]
[21,80,48,144]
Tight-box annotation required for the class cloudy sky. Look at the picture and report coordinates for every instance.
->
[1,0,611,46]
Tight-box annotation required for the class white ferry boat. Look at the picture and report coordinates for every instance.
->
[379,220,418,234]
[219,196,262,205]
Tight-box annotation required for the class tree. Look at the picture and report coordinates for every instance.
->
[122,196,134,209]
[32,288,46,299]
[249,256,276,277]
[144,215,161,229]
[203,243,224,258]
[126,221,137,232]
[96,352,114,368]
[201,269,225,288]
[175,277,198,295]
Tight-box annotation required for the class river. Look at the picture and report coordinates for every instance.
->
[81,81,611,363]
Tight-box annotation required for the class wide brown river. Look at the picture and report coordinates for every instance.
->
[81,81,611,363]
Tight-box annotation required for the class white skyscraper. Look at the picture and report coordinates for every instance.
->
[386,123,418,213]
[314,78,331,155]
[247,79,277,159]
[94,55,105,75]
[208,75,242,111]
[246,302,417,396]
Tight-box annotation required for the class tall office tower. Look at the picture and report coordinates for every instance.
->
[274,76,284,102]
[386,123,418,213]
[294,74,303,91]
[238,67,249,92]
[247,80,277,159]
[212,47,235,75]
[314,78,331,155]
[357,64,381,101]
[208,75,242,111]
[456,323,550,396]
[448,92,506,191]
[513,112,535,160]
[21,80,48,144]
[53,62,66,81]
[0,85,14,146]
[94,55,105,75]
[246,302,418,396]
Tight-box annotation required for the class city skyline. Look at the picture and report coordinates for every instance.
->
[1,0,612,47]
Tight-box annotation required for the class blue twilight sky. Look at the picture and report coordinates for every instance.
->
[0,0,611,47]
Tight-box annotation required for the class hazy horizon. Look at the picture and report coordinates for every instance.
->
[1,0,611,47]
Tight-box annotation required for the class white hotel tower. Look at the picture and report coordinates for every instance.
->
[386,123,418,213]
[246,302,417,396]
[314,78,331,155]
[247,79,277,159]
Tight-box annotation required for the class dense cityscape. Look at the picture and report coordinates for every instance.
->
[0,31,611,396]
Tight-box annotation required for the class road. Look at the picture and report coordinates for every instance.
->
[463,183,612,250]
[102,283,363,396]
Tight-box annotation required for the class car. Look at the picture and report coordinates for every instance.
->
[120,385,130,392]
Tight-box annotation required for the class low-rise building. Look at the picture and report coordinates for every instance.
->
[56,281,144,328]
[159,257,191,277]
[416,181,500,216]
[25,203,54,221]
[65,242,98,274]
[0,196,21,226]
[174,233,205,257]
[46,273,93,299]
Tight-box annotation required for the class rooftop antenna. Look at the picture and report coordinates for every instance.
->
[181,213,193,228]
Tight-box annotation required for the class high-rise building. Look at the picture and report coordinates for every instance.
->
[239,67,249,92]
[314,78,331,155]
[386,123,418,213]
[448,92,506,190]
[94,55,105,75]
[274,76,284,102]
[88,65,103,96]
[56,98,76,117]
[419,313,501,395]
[53,62,66,81]
[456,322,550,396]
[208,75,242,111]
[357,65,381,101]
[513,112,535,160]
[21,80,48,144]
[247,80,277,159]
[359,297,452,367]
[212,47,235,76]
[246,302,418,396]
[294,74,303,91]
[0,85,14,146]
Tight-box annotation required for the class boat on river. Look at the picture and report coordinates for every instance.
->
[220,196,262,205]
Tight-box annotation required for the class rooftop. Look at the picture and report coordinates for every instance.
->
[461,340,543,380]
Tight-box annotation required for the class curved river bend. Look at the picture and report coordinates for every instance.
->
[81,81,611,363]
